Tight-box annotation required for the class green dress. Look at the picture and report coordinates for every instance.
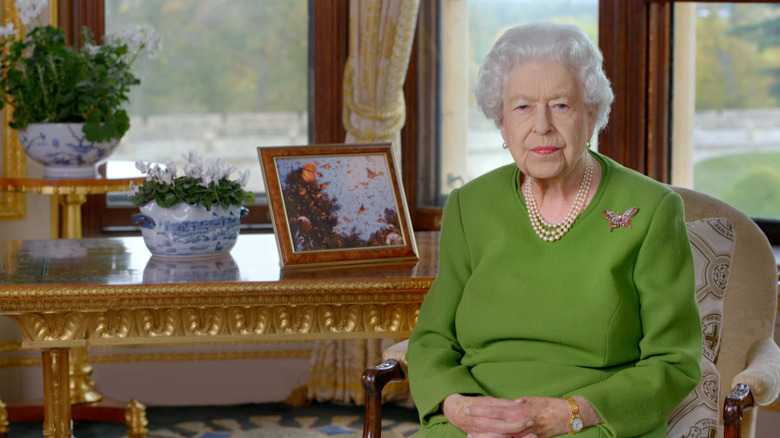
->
[406,152,702,438]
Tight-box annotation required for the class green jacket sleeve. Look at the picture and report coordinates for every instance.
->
[578,192,703,437]
[407,188,488,425]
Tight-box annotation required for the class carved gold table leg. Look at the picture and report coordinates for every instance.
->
[42,349,73,438]
[58,193,87,240]
[125,399,148,438]
[69,347,102,404]
[0,397,9,438]
[59,194,106,406]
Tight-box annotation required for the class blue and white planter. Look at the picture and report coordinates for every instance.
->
[133,201,248,258]
[16,123,120,179]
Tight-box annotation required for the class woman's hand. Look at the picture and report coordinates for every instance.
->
[442,394,601,438]
[443,394,526,437]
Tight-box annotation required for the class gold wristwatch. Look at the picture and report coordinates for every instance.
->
[564,397,584,434]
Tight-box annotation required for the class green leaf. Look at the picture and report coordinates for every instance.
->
[0,25,147,142]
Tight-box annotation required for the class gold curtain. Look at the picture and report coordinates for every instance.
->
[305,338,410,405]
[342,0,419,157]
[303,0,420,406]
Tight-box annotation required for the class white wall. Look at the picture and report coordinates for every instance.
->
[93,356,311,406]
[0,343,314,406]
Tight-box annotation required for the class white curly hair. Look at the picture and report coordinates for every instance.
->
[473,22,614,141]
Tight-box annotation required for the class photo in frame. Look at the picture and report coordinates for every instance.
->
[257,143,418,269]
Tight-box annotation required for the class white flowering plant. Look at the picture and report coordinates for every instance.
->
[129,152,255,211]
[0,0,162,142]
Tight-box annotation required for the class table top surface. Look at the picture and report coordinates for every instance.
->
[0,176,144,195]
[0,232,438,346]
[0,232,439,293]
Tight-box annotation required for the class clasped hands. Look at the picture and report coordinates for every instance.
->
[443,393,592,438]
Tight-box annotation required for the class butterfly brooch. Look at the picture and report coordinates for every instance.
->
[603,208,638,232]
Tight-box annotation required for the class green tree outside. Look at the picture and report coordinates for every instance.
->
[106,0,308,117]
[695,4,779,111]
[692,4,780,220]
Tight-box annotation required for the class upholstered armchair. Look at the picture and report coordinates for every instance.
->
[362,186,780,438]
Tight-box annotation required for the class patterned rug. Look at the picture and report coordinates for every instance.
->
[9,402,420,438]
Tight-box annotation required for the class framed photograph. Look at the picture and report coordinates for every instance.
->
[257,143,418,269]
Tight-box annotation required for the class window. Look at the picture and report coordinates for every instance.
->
[93,0,308,232]
[417,0,780,243]
[73,0,780,243]
[414,0,625,223]
[435,1,780,221]
[671,3,780,223]
[436,0,599,205]
[75,0,348,234]
[599,0,780,243]
[104,0,309,197]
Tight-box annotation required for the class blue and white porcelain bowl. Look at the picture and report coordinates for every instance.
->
[133,201,248,258]
[17,123,120,179]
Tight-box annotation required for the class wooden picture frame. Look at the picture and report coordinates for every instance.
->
[258,143,418,269]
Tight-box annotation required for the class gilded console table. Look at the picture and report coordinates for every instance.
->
[0,176,144,239]
[0,176,147,418]
[0,232,438,438]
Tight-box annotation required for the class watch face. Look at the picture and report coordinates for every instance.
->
[572,417,584,432]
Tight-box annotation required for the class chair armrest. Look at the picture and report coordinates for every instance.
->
[363,358,407,395]
[731,337,780,405]
[382,339,409,366]
[362,359,407,438]
[724,383,754,438]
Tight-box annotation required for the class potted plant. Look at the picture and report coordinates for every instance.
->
[130,151,255,258]
[0,0,162,178]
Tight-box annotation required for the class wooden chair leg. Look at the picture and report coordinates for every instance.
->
[362,359,406,438]
[724,383,754,438]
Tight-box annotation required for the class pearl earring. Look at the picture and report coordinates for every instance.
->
[502,142,508,149]
[586,141,591,148]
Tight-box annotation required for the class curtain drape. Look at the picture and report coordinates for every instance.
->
[302,0,420,406]
[342,0,419,157]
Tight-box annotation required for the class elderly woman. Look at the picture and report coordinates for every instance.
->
[406,22,702,438]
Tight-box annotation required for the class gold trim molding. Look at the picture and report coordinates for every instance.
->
[1,280,428,345]
[91,338,315,349]
[1,348,313,369]
[0,356,39,367]
[0,339,21,352]
[88,348,314,364]
[0,0,26,221]
[8,302,420,347]
[0,279,430,301]
[0,336,316,369]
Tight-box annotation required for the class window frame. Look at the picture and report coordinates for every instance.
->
[75,0,350,235]
[600,0,780,245]
[410,0,673,228]
[73,0,780,244]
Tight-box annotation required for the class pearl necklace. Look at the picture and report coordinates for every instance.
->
[522,155,593,242]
